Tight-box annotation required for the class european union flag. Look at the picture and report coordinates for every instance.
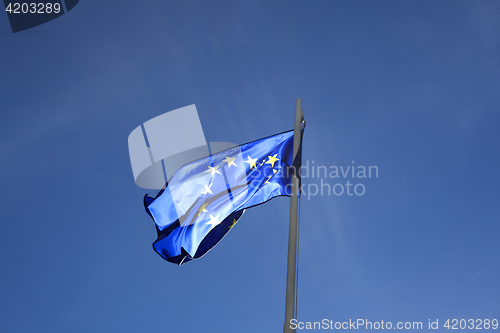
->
[144,126,304,265]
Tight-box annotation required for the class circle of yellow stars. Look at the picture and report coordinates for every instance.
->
[198,153,281,228]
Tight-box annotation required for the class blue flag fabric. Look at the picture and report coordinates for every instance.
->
[144,127,303,265]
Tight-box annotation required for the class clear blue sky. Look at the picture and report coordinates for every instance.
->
[1,1,499,332]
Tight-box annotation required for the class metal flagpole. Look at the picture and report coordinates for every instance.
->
[283,98,303,333]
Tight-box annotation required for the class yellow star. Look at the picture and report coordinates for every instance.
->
[265,154,279,168]
[207,214,221,227]
[197,202,208,216]
[201,184,213,195]
[204,165,221,177]
[244,155,257,169]
[265,169,278,184]
[229,218,238,229]
[223,156,237,168]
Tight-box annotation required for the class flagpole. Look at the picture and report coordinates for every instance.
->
[283,98,303,333]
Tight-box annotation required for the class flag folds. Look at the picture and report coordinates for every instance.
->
[144,126,304,265]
